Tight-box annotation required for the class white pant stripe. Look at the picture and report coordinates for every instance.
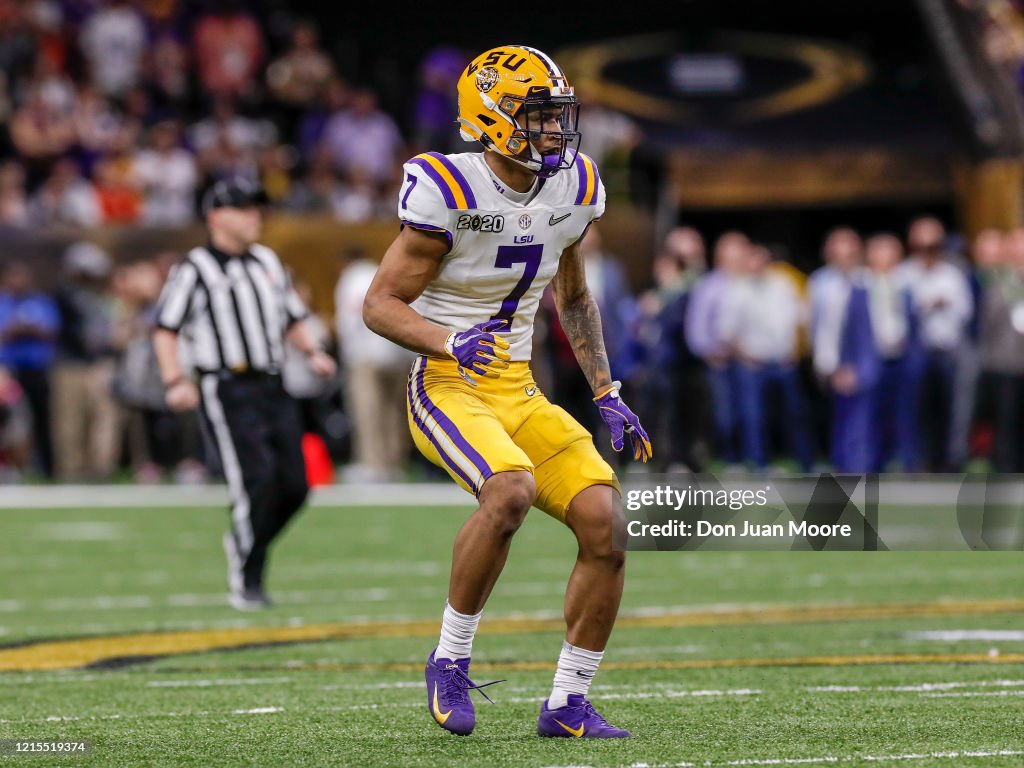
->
[200,375,253,554]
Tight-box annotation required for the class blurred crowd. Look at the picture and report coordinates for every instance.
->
[540,215,1024,477]
[6,216,1024,482]
[0,0,487,227]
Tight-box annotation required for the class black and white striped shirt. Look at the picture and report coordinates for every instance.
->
[156,243,308,374]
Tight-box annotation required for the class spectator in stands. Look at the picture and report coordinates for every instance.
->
[413,47,465,154]
[93,152,142,224]
[79,0,147,98]
[297,76,351,158]
[322,87,403,185]
[283,150,343,214]
[28,48,75,117]
[812,231,875,472]
[0,0,37,96]
[686,231,749,465]
[900,217,973,472]
[109,260,153,478]
[51,242,121,481]
[8,82,76,185]
[132,119,197,226]
[24,0,67,75]
[334,251,415,482]
[192,0,265,103]
[808,228,863,338]
[283,279,332,440]
[0,364,31,482]
[132,251,206,485]
[0,160,29,226]
[190,97,278,158]
[635,226,709,471]
[190,98,277,188]
[28,157,101,227]
[721,243,813,472]
[332,163,386,222]
[257,144,295,204]
[266,19,334,133]
[73,85,129,172]
[977,228,1024,471]
[865,234,921,471]
[0,262,60,477]
[147,32,189,112]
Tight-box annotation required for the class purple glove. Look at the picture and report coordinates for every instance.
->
[594,381,653,462]
[444,319,512,378]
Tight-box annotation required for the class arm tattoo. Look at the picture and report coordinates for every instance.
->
[557,286,613,394]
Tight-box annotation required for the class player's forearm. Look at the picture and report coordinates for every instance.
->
[152,328,185,385]
[557,292,614,394]
[362,291,451,357]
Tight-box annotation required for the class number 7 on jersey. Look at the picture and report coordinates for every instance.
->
[490,244,543,329]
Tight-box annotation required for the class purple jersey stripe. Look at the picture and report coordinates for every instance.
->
[406,364,479,493]
[424,152,478,209]
[409,157,458,209]
[400,220,453,250]
[574,152,587,206]
[415,359,493,483]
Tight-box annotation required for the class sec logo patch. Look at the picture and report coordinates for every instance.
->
[518,214,532,230]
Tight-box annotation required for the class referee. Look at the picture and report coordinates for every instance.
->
[153,179,336,610]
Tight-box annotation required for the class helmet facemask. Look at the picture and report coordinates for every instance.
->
[509,94,577,179]
[505,93,580,178]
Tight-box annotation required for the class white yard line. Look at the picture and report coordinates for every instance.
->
[905,630,1024,642]
[543,750,1024,768]
[146,678,291,688]
[0,707,285,724]
[231,707,283,714]
[807,680,1024,694]
[0,483,472,509]
[921,690,1024,698]
[33,522,127,541]
[329,688,763,712]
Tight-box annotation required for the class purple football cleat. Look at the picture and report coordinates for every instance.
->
[537,694,632,738]
[424,649,502,736]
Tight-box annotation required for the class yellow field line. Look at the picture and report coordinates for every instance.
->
[2,598,1022,672]
[215,652,1024,675]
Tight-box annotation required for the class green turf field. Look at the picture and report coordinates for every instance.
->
[1,498,1022,767]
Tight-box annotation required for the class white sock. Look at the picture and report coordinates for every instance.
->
[548,640,603,709]
[435,601,482,661]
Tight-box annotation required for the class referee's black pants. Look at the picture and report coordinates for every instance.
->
[198,372,308,589]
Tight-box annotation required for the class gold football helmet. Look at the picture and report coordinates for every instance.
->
[457,45,580,178]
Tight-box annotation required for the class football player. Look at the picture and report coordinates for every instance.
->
[363,44,651,739]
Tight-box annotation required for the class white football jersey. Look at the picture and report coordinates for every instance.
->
[398,150,605,361]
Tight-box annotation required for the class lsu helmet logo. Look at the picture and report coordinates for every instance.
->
[476,66,499,92]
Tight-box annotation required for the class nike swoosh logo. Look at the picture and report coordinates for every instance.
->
[432,683,452,725]
[525,385,537,397]
[453,336,473,348]
[549,213,572,226]
[554,719,584,738]
[575,670,594,678]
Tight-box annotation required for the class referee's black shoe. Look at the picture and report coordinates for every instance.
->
[229,586,272,612]
[223,532,272,611]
